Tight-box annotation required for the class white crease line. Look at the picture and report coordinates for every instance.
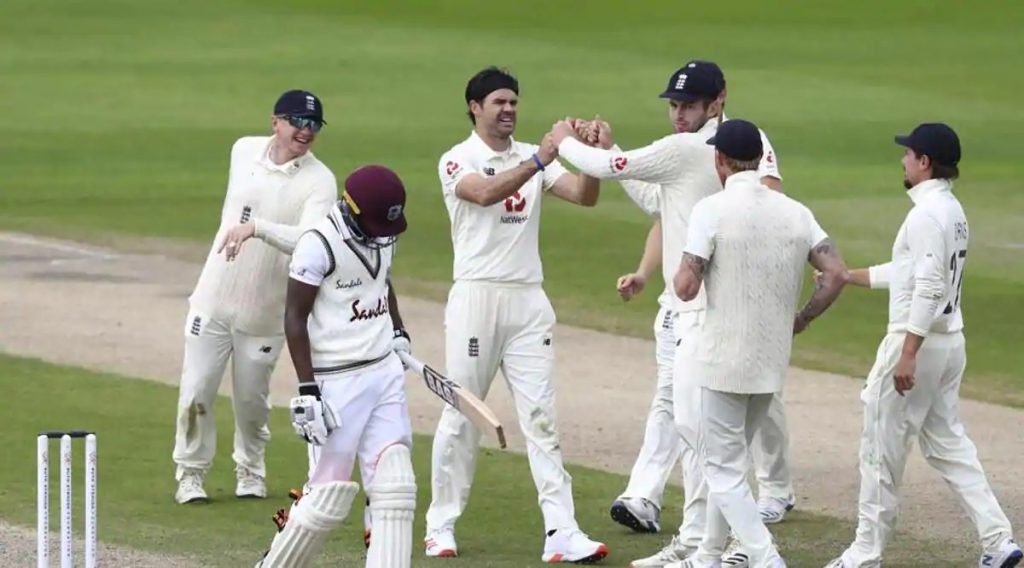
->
[0,233,119,260]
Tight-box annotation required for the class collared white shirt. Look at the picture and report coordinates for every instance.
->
[189,136,337,335]
[869,178,967,336]
[559,115,780,312]
[439,131,569,284]
[683,171,827,394]
[289,205,395,370]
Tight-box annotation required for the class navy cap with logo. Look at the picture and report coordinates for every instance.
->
[659,60,726,102]
[342,165,407,238]
[273,89,326,124]
[706,119,763,161]
[894,123,960,167]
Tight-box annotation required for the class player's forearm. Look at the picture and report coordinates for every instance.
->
[254,218,303,253]
[570,174,600,207]
[460,161,541,207]
[796,267,846,329]
[284,315,314,382]
[637,222,662,278]
[387,283,405,331]
[558,138,617,179]
[846,268,872,288]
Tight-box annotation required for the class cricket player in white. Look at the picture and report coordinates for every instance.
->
[173,90,337,504]
[550,61,795,566]
[257,165,415,568]
[825,124,1021,568]
[673,119,848,568]
[424,66,609,563]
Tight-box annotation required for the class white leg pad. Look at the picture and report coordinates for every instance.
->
[365,445,416,568]
[258,481,359,568]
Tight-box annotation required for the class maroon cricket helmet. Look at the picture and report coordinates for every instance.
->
[341,165,408,239]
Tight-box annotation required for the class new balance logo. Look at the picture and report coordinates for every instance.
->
[190,316,201,336]
[468,337,479,357]
[259,345,272,354]
[483,167,495,176]
[543,337,551,346]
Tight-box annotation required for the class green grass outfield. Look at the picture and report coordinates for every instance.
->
[1,353,967,566]
[1,0,1022,404]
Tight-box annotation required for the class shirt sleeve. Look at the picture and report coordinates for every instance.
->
[803,205,829,248]
[438,148,478,198]
[868,262,892,289]
[558,135,687,183]
[254,170,337,254]
[758,130,782,181]
[905,209,948,336]
[620,179,662,218]
[683,198,716,260]
[542,157,570,191]
[289,230,332,287]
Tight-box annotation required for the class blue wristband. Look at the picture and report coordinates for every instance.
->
[531,153,545,171]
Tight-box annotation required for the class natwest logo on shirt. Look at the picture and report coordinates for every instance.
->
[349,297,389,322]
[500,190,529,224]
[504,191,526,213]
[610,156,628,173]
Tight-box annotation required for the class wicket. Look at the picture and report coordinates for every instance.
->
[37,431,97,568]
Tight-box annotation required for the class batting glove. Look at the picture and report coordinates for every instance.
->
[392,328,411,355]
[289,382,339,446]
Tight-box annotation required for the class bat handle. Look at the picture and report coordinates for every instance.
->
[396,351,424,375]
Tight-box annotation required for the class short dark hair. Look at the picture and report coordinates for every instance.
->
[464,66,519,124]
[914,150,960,181]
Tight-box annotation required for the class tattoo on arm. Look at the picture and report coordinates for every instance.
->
[796,239,848,328]
[683,253,708,278]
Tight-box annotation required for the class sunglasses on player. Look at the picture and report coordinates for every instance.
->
[280,115,324,133]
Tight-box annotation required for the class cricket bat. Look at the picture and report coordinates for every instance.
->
[397,351,506,449]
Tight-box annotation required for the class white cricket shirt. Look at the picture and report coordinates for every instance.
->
[289,204,396,372]
[189,136,337,335]
[868,178,967,336]
[559,115,780,312]
[439,131,569,284]
[684,171,828,394]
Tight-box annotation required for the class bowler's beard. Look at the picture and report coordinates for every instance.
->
[903,178,912,190]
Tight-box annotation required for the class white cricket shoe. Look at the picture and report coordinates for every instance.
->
[758,495,795,525]
[235,467,267,499]
[629,535,695,567]
[980,539,1023,568]
[424,528,458,558]
[721,537,749,568]
[664,559,719,568]
[175,468,208,504]
[822,558,846,568]
[611,497,662,533]
[542,528,609,563]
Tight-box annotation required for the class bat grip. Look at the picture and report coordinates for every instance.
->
[396,351,424,375]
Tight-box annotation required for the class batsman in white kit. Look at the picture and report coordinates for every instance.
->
[550,61,796,567]
[825,124,1021,568]
[256,164,415,568]
[424,66,609,563]
[173,89,337,504]
[673,119,849,568]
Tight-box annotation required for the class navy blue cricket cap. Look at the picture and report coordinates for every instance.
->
[273,90,326,124]
[659,60,726,102]
[895,123,960,167]
[706,119,763,161]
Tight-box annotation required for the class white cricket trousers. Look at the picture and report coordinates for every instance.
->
[694,388,783,568]
[620,308,795,512]
[173,307,284,479]
[426,281,578,533]
[840,331,1014,567]
[307,353,413,487]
